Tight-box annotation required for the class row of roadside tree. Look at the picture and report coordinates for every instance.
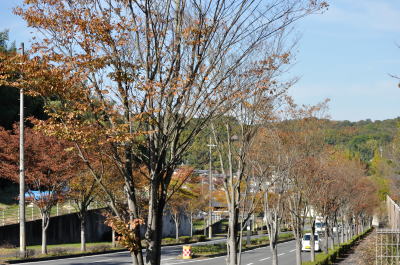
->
[0,1,380,265]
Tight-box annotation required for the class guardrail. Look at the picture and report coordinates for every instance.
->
[0,201,103,226]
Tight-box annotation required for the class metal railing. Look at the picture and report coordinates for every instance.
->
[376,229,400,265]
[0,201,102,227]
[376,196,400,264]
[387,196,400,230]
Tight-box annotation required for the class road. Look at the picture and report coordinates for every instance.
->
[14,238,320,265]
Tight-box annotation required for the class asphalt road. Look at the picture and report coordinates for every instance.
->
[14,238,321,265]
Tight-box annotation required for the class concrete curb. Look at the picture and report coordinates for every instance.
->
[2,248,127,264]
[191,237,295,259]
[3,235,284,264]
[2,237,225,264]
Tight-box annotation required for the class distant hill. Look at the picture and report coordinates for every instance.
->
[325,118,400,162]
[182,117,400,170]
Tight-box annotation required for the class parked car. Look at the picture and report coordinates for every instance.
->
[315,221,326,232]
[333,224,342,233]
[301,233,321,252]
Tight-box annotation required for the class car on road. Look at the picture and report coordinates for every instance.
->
[301,233,321,252]
[315,221,326,232]
[333,225,342,233]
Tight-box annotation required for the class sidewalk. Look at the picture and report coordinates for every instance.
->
[334,231,375,265]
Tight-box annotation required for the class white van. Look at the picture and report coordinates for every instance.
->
[315,222,326,232]
[302,233,321,252]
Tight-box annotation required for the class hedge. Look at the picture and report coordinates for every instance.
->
[302,227,373,265]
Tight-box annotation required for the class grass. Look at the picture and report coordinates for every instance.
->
[0,201,106,226]
[0,234,211,262]
[0,242,120,262]
[193,220,205,230]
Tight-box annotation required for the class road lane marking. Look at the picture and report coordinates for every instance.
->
[259,257,271,261]
[246,263,253,265]
[93,258,113,263]
[290,249,296,252]
[14,239,296,265]
[14,251,130,264]
[164,255,225,264]
[278,252,286,256]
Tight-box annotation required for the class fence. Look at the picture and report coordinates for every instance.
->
[376,196,400,264]
[0,201,102,227]
[386,196,400,230]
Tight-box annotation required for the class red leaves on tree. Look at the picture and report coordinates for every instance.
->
[0,124,80,198]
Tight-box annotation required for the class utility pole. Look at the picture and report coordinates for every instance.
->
[19,42,26,257]
[207,136,216,239]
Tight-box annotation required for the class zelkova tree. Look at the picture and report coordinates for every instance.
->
[0,125,79,254]
[251,128,290,265]
[278,99,330,265]
[210,45,293,264]
[1,1,327,264]
[168,170,205,238]
[166,167,195,240]
[67,171,99,252]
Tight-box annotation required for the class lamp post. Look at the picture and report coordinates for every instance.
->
[19,43,26,257]
[207,136,216,239]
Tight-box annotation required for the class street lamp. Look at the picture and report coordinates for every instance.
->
[19,43,26,257]
[207,136,216,239]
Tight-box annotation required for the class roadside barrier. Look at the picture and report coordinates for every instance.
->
[182,245,192,259]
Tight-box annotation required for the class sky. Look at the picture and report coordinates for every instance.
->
[1,0,399,121]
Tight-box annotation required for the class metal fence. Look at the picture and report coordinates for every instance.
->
[387,196,400,230]
[376,229,400,265]
[0,201,102,227]
[376,196,400,264]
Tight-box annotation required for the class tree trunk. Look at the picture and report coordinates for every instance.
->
[131,252,142,265]
[227,208,239,265]
[310,219,315,261]
[112,229,116,247]
[124,185,144,265]
[80,216,86,252]
[190,213,193,237]
[146,185,165,265]
[203,214,207,236]
[175,213,180,240]
[340,215,344,244]
[268,227,279,265]
[324,225,329,254]
[295,237,302,265]
[271,244,278,265]
[41,216,48,255]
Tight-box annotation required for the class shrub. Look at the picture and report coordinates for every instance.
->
[90,244,111,253]
[192,243,226,255]
[193,235,206,242]
[279,232,293,240]
[302,227,373,265]
[15,249,36,258]
[50,247,68,256]
[257,230,267,235]
[0,242,15,249]
[162,237,177,245]
[179,236,191,244]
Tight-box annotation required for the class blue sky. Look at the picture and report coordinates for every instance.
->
[1,0,399,121]
[290,0,400,121]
